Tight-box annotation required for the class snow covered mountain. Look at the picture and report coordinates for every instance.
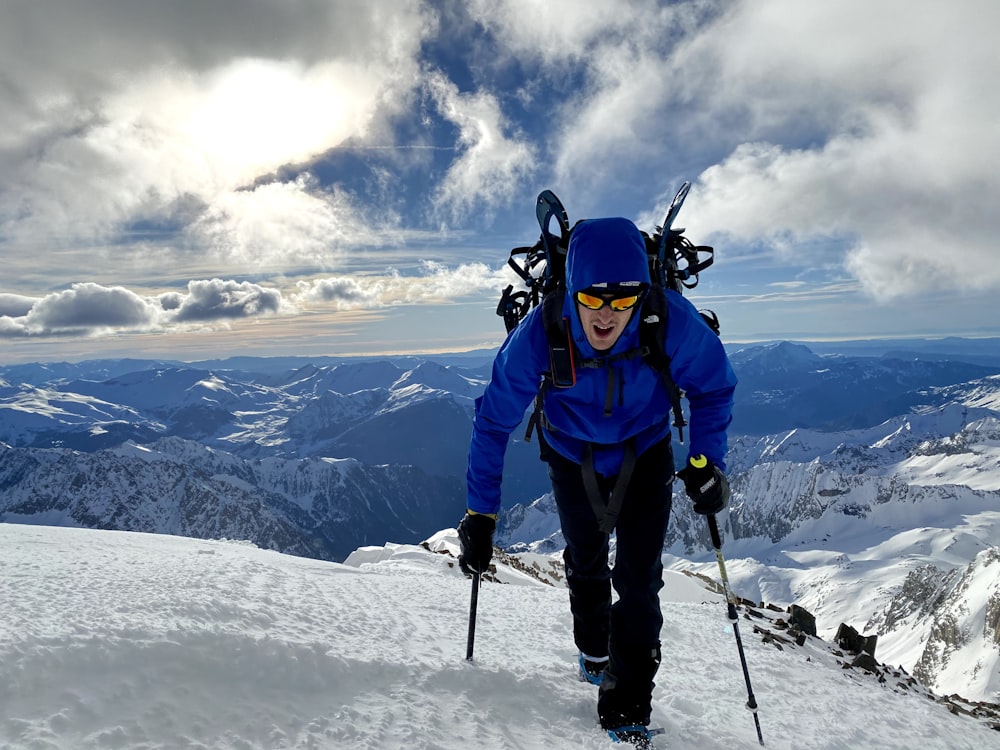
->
[2,341,999,705]
[1,522,996,750]
[0,436,464,562]
[499,389,1000,703]
[0,356,551,514]
[3,343,996,456]
[727,340,999,434]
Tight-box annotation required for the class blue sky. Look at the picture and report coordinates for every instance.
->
[1,0,998,364]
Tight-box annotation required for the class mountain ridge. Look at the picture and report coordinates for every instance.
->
[2,341,999,702]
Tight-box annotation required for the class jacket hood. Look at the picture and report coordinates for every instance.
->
[563,217,650,357]
[565,217,650,294]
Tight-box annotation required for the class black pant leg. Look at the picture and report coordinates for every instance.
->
[546,447,612,659]
[598,438,674,728]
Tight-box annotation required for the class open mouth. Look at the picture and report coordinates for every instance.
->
[592,323,615,339]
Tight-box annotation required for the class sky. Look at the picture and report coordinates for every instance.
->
[2,522,997,749]
[1,0,999,365]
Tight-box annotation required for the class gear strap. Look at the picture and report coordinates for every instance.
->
[581,438,638,534]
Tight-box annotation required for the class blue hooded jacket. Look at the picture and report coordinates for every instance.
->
[467,217,736,515]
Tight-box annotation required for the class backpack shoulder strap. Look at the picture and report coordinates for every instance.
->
[540,286,576,388]
[638,287,688,443]
[524,286,575,443]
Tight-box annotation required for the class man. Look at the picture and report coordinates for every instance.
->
[459,216,736,747]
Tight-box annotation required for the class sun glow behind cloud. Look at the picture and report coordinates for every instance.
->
[182,59,374,177]
[49,58,389,252]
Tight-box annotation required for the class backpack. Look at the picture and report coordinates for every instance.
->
[495,183,719,447]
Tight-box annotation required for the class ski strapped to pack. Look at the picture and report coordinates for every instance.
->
[496,183,720,532]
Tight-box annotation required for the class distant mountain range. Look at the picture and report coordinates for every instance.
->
[2,339,999,701]
[2,340,997,533]
[0,437,464,561]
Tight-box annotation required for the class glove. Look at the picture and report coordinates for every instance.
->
[677,455,730,515]
[457,510,496,576]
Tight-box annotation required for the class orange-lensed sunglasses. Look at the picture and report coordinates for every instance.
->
[575,290,642,312]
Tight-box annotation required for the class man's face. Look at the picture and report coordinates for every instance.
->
[575,290,641,351]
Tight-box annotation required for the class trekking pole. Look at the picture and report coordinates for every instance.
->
[708,513,764,746]
[465,571,480,661]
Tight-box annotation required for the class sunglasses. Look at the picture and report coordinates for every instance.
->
[575,290,643,312]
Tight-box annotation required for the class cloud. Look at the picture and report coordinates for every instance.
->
[466,0,712,192]
[0,0,433,261]
[294,277,385,311]
[294,261,513,310]
[0,258,511,339]
[0,56,398,246]
[0,279,293,338]
[472,0,1000,299]
[0,294,38,318]
[657,1,1000,299]
[414,260,509,299]
[3,0,997,359]
[689,128,1000,298]
[10,284,162,336]
[186,177,377,270]
[425,70,537,220]
[467,0,658,67]
[165,279,291,323]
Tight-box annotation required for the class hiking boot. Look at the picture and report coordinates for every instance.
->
[578,652,608,685]
[606,724,655,748]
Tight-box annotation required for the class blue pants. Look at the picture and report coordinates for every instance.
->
[543,437,673,728]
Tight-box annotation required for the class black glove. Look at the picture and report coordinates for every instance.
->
[457,511,496,576]
[677,455,730,515]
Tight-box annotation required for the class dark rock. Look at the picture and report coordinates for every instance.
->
[836,623,878,657]
[789,604,817,637]
[852,652,880,673]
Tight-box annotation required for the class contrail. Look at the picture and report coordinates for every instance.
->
[327,144,458,151]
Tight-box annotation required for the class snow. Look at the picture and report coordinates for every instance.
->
[671,498,1000,701]
[2,523,996,750]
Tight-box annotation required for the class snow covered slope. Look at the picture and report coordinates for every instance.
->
[1,523,996,750]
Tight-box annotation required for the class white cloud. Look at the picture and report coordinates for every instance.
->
[473,0,1000,299]
[0,259,511,340]
[187,177,376,271]
[655,1,1000,299]
[425,71,537,220]
[1,56,398,245]
[413,260,508,299]
[165,279,292,323]
[467,0,663,66]
[294,277,386,311]
[0,279,295,338]
[693,3,1000,298]
[3,0,998,357]
[377,261,511,305]
[293,261,512,310]
[0,0,432,261]
[688,124,1000,298]
[0,294,39,318]
[14,284,162,335]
